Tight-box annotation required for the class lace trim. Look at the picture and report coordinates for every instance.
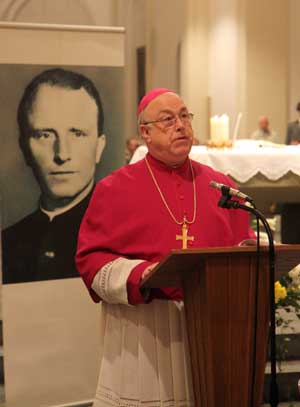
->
[95,386,194,407]
[98,261,117,304]
[93,258,144,304]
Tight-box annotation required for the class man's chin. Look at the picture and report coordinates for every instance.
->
[48,189,78,201]
[46,182,90,200]
[173,144,192,157]
[42,187,85,209]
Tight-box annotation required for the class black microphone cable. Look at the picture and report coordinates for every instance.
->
[215,190,278,407]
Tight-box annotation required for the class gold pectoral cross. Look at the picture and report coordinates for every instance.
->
[176,221,194,249]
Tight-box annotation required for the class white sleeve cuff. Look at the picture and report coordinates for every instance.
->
[91,258,144,305]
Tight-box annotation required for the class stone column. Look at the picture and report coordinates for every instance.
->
[180,0,210,143]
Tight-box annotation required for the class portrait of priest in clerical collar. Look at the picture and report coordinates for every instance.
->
[2,67,106,284]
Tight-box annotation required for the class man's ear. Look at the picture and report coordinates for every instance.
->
[140,124,151,144]
[96,134,106,163]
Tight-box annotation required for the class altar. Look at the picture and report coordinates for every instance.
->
[130,140,300,213]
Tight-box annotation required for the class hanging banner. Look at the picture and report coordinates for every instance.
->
[0,22,125,407]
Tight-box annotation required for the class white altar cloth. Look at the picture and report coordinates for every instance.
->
[130,140,300,183]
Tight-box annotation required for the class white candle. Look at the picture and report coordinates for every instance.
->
[210,115,219,142]
[219,114,229,142]
[210,114,229,143]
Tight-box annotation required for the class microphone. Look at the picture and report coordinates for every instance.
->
[209,180,253,203]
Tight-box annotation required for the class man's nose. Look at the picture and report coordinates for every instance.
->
[54,137,71,164]
[174,115,185,129]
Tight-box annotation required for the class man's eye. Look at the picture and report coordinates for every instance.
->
[72,129,87,137]
[31,130,52,139]
[162,116,174,123]
[180,113,189,119]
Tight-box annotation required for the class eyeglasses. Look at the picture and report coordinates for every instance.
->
[142,112,194,129]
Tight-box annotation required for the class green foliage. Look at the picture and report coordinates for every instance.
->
[275,265,300,368]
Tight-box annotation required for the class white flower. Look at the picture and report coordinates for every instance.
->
[289,264,300,286]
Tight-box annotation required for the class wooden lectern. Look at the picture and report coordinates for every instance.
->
[142,245,300,407]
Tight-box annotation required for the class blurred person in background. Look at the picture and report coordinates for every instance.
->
[125,136,141,163]
[286,102,300,145]
[250,115,278,143]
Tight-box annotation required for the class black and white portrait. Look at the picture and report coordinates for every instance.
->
[0,64,124,284]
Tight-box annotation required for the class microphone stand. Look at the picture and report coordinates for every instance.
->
[218,193,278,407]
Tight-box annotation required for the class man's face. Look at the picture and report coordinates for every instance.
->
[140,92,193,166]
[259,116,269,131]
[26,84,104,206]
[127,139,140,153]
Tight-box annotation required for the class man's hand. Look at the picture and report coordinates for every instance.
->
[239,239,257,246]
[141,262,159,281]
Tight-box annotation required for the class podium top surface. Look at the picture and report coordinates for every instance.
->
[141,244,300,288]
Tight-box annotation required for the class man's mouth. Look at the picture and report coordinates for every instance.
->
[174,135,188,141]
[49,171,76,175]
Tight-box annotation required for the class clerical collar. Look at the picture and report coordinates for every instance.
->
[146,153,190,174]
[40,182,93,221]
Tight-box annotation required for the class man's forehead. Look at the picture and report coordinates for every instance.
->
[32,84,95,105]
[28,84,98,129]
[259,116,268,123]
[144,92,187,116]
[29,84,97,118]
